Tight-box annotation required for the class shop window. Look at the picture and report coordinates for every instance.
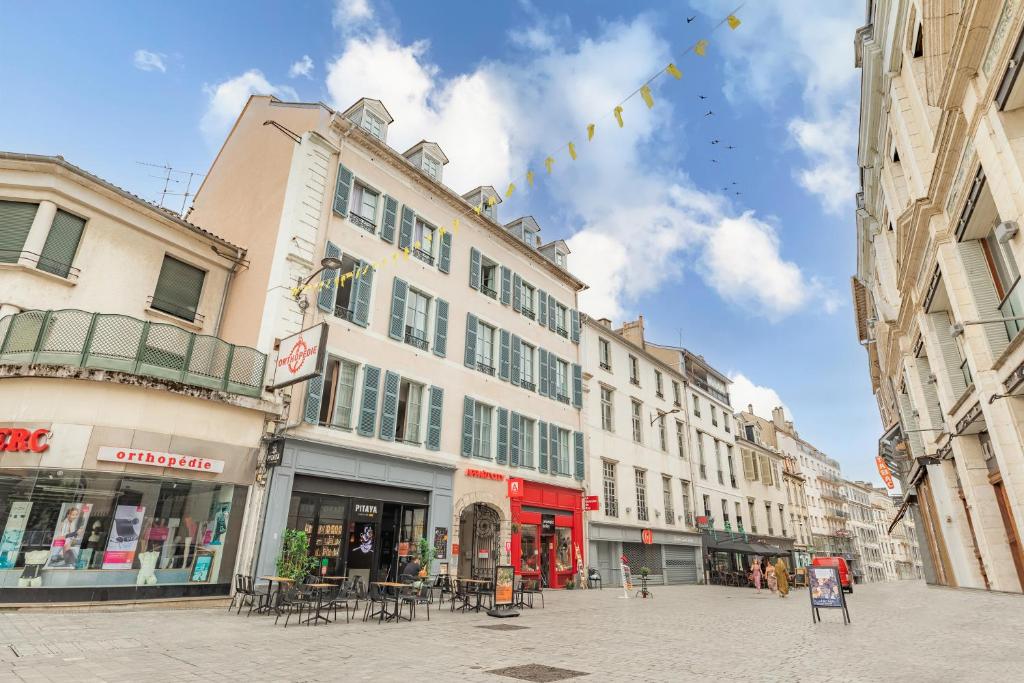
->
[555,528,572,572]
[395,379,425,444]
[520,525,538,573]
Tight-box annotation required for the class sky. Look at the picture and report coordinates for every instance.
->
[0,1,883,483]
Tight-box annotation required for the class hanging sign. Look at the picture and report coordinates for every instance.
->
[876,456,895,489]
[641,529,654,545]
[583,495,599,511]
[507,478,524,499]
[271,323,328,389]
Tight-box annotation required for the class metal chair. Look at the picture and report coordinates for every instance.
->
[362,583,389,623]
[401,582,432,621]
[521,578,544,608]
[587,568,603,590]
[274,585,313,628]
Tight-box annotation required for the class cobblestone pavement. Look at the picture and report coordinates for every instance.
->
[1,581,1022,682]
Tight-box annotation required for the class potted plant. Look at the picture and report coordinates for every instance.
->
[638,567,652,599]
[276,529,316,582]
[565,578,575,590]
[416,536,434,577]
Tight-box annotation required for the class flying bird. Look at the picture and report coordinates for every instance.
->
[704,110,714,117]
[722,187,729,191]
[698,95,708,100]
[731,181,737,185]
[711,139,720,145]
[726,145,736,150]
[735,191,742,196]
[711,159,718,163]
[687,16,696,23]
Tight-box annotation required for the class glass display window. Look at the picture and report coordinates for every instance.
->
[555,528,572,572]
[520,525,539,573]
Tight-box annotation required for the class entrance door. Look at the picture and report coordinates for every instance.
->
[458,504,501,579]
[991,475,1024,591]
[540,533,554,587]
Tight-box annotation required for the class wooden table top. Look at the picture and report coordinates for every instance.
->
[259,576,295,582]
[458,578,489,584]
[322,576,349,580]
[307,583,334,589]
[371,581,407,587]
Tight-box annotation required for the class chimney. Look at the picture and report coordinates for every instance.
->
[747,403,754,415]
[596,317,613,328]
[771,406,786,430]
[618,315,645,348]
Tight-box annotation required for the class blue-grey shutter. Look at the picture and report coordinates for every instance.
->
[351,262,373,327]
[461,396,475,457]
[510,333,521,387]
[547,294,556,331]
[573,431,585,481]
[548,425,558,474]
[332,164,353,216]
[398,206,414,250]
[433,298,449,357]
[426,386,444,451]
[379,371,401,441]
[499,329,511,381]
[469,248,481,290]
[388,277,408,341]
[538,421,549,473]
[572,363,583,408]
[537,289,547,324]
[303,374,324,424]
[958,240,1010,357]
[538,349,549,396]
[570,309,580,344]
[317,241,342,312]
[500,266,512,305]
[357,366,381,437]
[548,353,558,400]
[464,313,478,368]
[438,231,452,273]
[510,412,521,467]
[380,195,398,243]
[497,408,509,465]
[512,273,522,312]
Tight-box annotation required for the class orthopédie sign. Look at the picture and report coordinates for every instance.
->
[97,447,225,474]
[271,323,328,389]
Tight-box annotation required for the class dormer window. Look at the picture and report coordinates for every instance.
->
[482,202,496,220]
[361,111,385,141]
[524,228,538,248]
[423,155,442,181]
[554,252,566,267]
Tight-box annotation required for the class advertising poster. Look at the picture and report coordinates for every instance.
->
[45,503,93,569]
[0,502,33,569]
[494,565,514,606]
[433,526,448,559]
[208,501,230,546]
[189,550,215,582]
[102,505,146,569]
[809,566,844,608]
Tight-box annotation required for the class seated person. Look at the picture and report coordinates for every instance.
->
[400,556,422,579]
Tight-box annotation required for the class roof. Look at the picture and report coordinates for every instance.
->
[402,140,449,164]
[341,97,394,124]
[540,239,570,254]
[463,185,501,204]
[0,151,245,253]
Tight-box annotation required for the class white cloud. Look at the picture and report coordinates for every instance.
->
[729,373,792,423]
[333,0,373,31]
[133,49,166,73]
[289,55,314,79]
[788,109,859,214]
[200,70,298,142]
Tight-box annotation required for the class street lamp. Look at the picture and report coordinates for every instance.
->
[650,407,682,426]
[293,256,345,310]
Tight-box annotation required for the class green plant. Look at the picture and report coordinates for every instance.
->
[276,529,317,582]
[416,536,434,572]
[565,579,575,589]
[639,566,651,577]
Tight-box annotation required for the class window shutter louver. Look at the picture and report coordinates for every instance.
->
[548,425,558,474]
[38,209,85,278]
[388,277,408,341]
[510,334,521,386]
[500,266,512,305]
[351,262,373,327]
[357,366,382,437]
[510,412,522,466]
[438,231,452,273]
[380,195,399,243]
[574,431,584,481]
[570,309,580,344]
[537,289,547,324]
[153,255,206,322]
[333,164,354,216]
[927,312,968,397]
[464,313,478,368]
[398,206,415,250]
[316,242,342,312]
[915,357,945,429]
[548,352,557,398]
[499,330,511,380]
[538,421,549,473]
[433,298,449,357]
[538,349,549,396]
[304,373,324,424]
[742,449,756,480]
[426,386,444,451]
[512,274,522,312]
[497,408,509,464]
[469,248,481,290]
[958,240,1010,357]
[547,294,556,331]
[0,200,38,263]
[572,363,583,408]
[896,387,925,458]
[379,371,401,441]
[461,396,475,457]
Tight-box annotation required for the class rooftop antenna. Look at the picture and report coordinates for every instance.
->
[136,161,206,218]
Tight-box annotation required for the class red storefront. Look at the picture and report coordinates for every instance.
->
[510,478,583,588]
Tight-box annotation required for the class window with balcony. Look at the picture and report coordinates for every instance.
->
[37,208,86,279]
[520,341,535,390]
[476,321,496,374]
[692,394,701,417]
[635,469,649,521]
[556,359,570,402]
[629,355,640,385]
[601,386,614,431]
[151,255,205,323]
[599,338,612,370]
[555,428,571,476]
[711,405,718,427]
[413,218,436,265]
[603,462,618,517]
[404,288,431,351]
[702,494,711,520]
[329,253,362,321]
[655,370,664,398]
[556,304,568,337]
[721,499,729,528]
[395,379,424,444]
[631,400,643,443]
[681,481,693,526]
[480,259,498,299]
[663,477,674,525]
[472,402,493,458]
[317,358,359,429]
[349,183,378,233]
[658,415,668,452]
[520,282,536,319]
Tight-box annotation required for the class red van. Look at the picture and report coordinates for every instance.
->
[812,556,853,593]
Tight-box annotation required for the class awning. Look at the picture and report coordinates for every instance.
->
[707,538,790,556]
[887,495,914,534]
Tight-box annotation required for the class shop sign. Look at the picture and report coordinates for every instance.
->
[452,543,460,556]
[466,468,504,481]
[271,323,328,389]
[351,500,380,521]
[541,514,555,532]
[876,456,895,489]
[641,529,654,545]
[0,428,50,453]
[507,478,524,499]
[478,548,489,559]
[583,495,599,511]
[97,447,225,474]
[264,437,285,468]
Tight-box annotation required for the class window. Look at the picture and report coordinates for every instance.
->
[330,254,361,320]
[748,501,757,533]
[692,394,701,417]
[780,504,787,536]
[317,358,358,428]
[395,380,424,443]
[727,448,736,488]
[554,251,566,267]
[715,439,723,485]
[655,370,664,397]
[721,499,729,526]
[521,418,535,467]
[423,155,442,180]
[38,209,86,278]
[983,226,1021,299]
[723,413,730,433]
[599,338,612,370]
[151,255,205,323]
[600,387,614,431]
[520,342,535,389]
[603,462,618,517]
[350,183,378,232]
[744,424,755,442]
[711,406,718,427]
[629,356,640,385]
[556,304,568,336]
[480,259,498,298]
[735,502,742,530]
[413,218,436,265]
[658,415,668,452]
[680,481,692,526]
[361,110,385,140]
[404,289,431,350]
[521,282,536,318]
[702,494,711,519]
[912,22,923,58]
[759,454,774,486]
[765,502,773,535]
[472,402,493,458]
[675,421,686,459]
[635,469,648,521]
[556,428,571,476]
[0,200,37,264]
[631,400,643,443]
[672,381,681,406]
[663,477,674,525]
[556,359,569,401]
[697,433,706,478]
[476,321,495,372]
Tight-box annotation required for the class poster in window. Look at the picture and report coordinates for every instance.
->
[0,502,33,569]
[189,550,215,583]
[808,566,844,608]
[433,526,448,559]
[102,505,146,569]
[45,503,93,569]
[494,565,514,606]
[207,501,231,546]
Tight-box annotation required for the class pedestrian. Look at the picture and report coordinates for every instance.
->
[775,558,790,598]
[750,557,762,592]
[766,561,777,593]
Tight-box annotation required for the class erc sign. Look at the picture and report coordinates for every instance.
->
[0,428,50,453]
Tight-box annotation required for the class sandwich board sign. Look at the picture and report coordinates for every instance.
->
[808,565,850,625]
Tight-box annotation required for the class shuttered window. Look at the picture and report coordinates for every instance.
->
[0,200,38,263]
[152,255,205,322]
[38,209,85,278]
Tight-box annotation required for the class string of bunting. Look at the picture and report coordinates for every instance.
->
[291,6,744,297]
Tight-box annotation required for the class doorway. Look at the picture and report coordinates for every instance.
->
[991,474,1024,591]
[458,503,501,579]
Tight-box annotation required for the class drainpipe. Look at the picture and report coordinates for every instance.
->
[213,245,244,338]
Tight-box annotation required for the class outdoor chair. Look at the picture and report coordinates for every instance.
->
[521,578,544,608]
[362,583,389,623]
[450,578,470,612]
[587,568,603,590]
[401,582,432,621]
[274,585,313,628]
[323,584,354,624]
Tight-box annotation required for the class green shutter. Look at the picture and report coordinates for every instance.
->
[538,349,549,396]
[357,366,381,437]
[548,425,558,473]
[433,298,449,358]
[0,200,37,263]
[333,164,353,216]
[351,262,373,327]
[461,396,475,457]
[548,352,558,399]
[464,313,478,368]
[469,248,481,290]
[510,333,521,387]
[538,421,549,473]
[380,195,398,243]
[304,373,324,424]
[510,412,521,467]
[512,273,522,312]
[500,266,512,305]
[499,329,511,381]
[379,371,401,441]
[398,206,414,249]
[426,386,444,451]
[317,242,342,313]
[574,431,585,481]
[153,255,205,322]
[38,209,85,278]
[570,309,580,344]
[388,277,408,341]
[496,408,509,465]
[438,231,452,273]
[572,363,583,408]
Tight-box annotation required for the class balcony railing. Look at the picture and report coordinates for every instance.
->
[0,309,266,398]
[999,278,1024,341]
[521,379,536,392]
[404,329,429,351]
[349,212,376,234]
[477,361,495,376]
[691,377,730,404]
[0,249,81,281]
[147,295,205,325]
[522,308,536,320]
[481,283,498,299]
[412,249,434,266]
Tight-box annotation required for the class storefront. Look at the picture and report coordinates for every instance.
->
[702,530,795,582]
[509,479,583,589]
[589,524,703,587]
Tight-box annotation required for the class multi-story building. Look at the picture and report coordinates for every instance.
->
[582,316,702,586]
[734,408,796,560]
[0,152,278,603]
[846,480,881,583]
[782,453,811,567]
[870,486,924,581]
[189,95,587,588]
[854,0,1024,593]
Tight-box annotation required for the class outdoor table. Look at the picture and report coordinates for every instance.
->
[302,583,335,625]
[371,581,408,622]
[257,576,295,615]
[458,578,489,613]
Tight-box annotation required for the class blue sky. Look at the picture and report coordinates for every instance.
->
[0,1,880,482]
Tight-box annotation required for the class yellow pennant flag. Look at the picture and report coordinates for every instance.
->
[614,105,624,128]
[392,253,398,262]
[527,170,535,187]
[568,142,577,160]
[666,63,682,80]
[403,247,410,259]
[640,85,654,109]
[474,203,482,215]
[438,226,446,237]
[695,39,708,56]
[545,156,555,174]
[362,265,370,277]
[487,195,497,207]
[505,182,515,198]
[587,123,595,141]
[727,15,741,30]
[453,218,460,234]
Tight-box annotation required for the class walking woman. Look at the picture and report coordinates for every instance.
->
[766,561,778,593]
[750,557,763,592]
[775,558,790,598]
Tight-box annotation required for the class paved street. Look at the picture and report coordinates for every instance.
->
[1,581,1022,682]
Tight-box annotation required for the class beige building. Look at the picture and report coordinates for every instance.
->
[854,0,1024,592]
[734,408,797,558]
[188,95,586,587]
[0,152,278,603]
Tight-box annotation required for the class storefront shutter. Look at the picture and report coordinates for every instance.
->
[461,396,475,457]
[547,293,557,331]
[357,366,381,437]
[152,255,206,322]
[464,313,478,368]
[510,333,521,387]
[538,421,549,472]
[438,230,452,273]
[497,408,509,464]
[510,412,521,466]
[317,241,342,312]
[499,329,511,381]
[538,349,549,396]
[388,277,408,341]
[351,262,373,327]
[332,163,353,216]
[537,289,547,324]
[303,373,324,424]
[570,309,580,344]
[958,240,1009,357]
[378,371,401,441]
[512,273,522,312]
[572,363,583,408]
[548,425,558,474]
[433,298,449,357]
[380,195,398,243]
[38,209,85,278]
[469,247,481,290]
[0,200,37,263]
[398,206,415,250]
[500,266,512,305]
[426,386,444,451]
[573,431,584,481]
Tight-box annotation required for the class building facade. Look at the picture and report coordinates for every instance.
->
[846,480,882,583]
[854,0,1024,592]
